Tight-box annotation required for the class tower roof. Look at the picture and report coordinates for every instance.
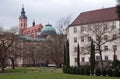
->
[41,24,56,35]
[19,5,27,19]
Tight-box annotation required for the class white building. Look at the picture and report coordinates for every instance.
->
[67,7,120,67]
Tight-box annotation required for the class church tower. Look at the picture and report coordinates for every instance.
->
[19,5,27,34]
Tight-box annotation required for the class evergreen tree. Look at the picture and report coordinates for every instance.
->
[64,44,66,66]
[66,40,70,67]
[117,0,120,27]
[117,0,120,19]
[90,39,95,75]
[77,43,80,67]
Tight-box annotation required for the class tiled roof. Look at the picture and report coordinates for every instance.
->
[70,7,119,26]
[23,24,43,33]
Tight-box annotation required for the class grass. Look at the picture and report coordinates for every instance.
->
[0,67,119,79]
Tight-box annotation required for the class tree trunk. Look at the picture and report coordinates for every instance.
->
[56,62,61,68]
[32,58,36,67]
[77,44,80,67]
[98,46,103,68]
[1,59,5,71]
[11,59,15,69]
[90,40,95,75]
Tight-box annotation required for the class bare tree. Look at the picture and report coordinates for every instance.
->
[8,36,24,69]
[0,32,14,71]
[9,26,18,34]
[43,34,65,67]
[81,22,119,68]
[56,16,72,34]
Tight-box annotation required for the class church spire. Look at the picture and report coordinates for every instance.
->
[19,4,27,19]
[33,19,35,26]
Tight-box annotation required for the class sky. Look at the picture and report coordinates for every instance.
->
[0,0,117,29]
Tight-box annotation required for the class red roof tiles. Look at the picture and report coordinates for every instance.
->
[70,7,119,26]
[23,24,43,34]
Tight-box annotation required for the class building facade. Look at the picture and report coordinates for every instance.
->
[19,6,43,38]
[67,7,120,67]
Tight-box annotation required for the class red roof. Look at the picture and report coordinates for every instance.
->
[23,24,43,33]
[70,7,119,26]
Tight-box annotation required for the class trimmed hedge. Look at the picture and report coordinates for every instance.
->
[95,68,101,76]
[101,68,106,76]
[63,66,90,75]
[113,68,120,77]
[63,66,120,77]
[107,68,113,76]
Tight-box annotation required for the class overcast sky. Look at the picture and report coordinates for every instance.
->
[0,0,117,29]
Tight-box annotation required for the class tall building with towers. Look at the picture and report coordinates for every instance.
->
[19,5,43,38]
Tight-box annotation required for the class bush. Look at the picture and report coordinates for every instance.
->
[101,68,106,76]
[107,68,113,76]
[84,66,90,75]
[113,68,120,77]
[81,66,85,75]
[95,68,101,76]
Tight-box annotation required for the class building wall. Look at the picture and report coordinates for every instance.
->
[68,20,120,66]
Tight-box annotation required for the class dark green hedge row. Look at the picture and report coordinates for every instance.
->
[63,66,120,77]
[63,66,90,75]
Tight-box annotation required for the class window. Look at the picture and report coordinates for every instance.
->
[96,56,101,61]
[104,46,108,51]
[103,24,108,31]
[95,25,99,31]
[113,45,117,51]
[73,27,77,33]
[87,46,91,52]
[74,37,77,43]
[105,56,108,61]
[21,23,22,26]
[119,28,120,35]
[104,35,108,41]
[113,34,117,40]
[96,36,99,41]
[88,36,91,42]
[95,46,99,51]
[88,25,91,31]
[112,22,116,29]
[81,26,84,32]
[74,47,77,53]
[24,23,26,27]
[81,47,84,52]
[74,58,77,62]
[81,36,84,42]
[81,57,85,62]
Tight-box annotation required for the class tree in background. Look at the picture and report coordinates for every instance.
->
[0,32,14,71]
[56,16,72,34]
[82,22,118,68]
[117,0,120,22]
[64,44,66,66]
[43,35,65,68]
[90,39,95,75]
[8,36,24,69]
[77,43,80,67]
[66,40,70,67]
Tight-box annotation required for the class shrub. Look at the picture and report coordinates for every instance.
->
[95,68,101,76]
[101,68,106,76]
[113,68,120,77]
[81,66,85,75]
[107,68,113,76]
[84,66,90,75]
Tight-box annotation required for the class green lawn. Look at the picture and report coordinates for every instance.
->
[0,67,119,79]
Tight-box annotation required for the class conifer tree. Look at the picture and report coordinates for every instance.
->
[66,40,70,67]
[77,43,80,67]
[64,44,66,66]
[90,39,95,75]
